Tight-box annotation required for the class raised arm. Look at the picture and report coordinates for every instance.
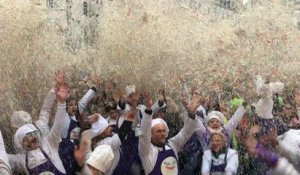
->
[78,88,97,114]
[35,71,63,136]
[138,92,153,156]
[169,93,201,153]
[195,105,207,138]
[34,88,56,136]
[46,84,69,148]
[224,105,246,134]
[0,131,12,175]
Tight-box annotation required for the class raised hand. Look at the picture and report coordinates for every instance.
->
[179,74,185,84]
[244,135,258,155]
[55,70,65,86]
[188,95,201,115]
[249,125,261,136]
[144,91,153,110]
[74,140,89,167]
[57,83,69,103]
[88,113,100,124]
[294,90,300,107]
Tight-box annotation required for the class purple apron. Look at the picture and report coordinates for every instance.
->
[210,152,228,173]
[26,148,65,175]
[112,110,143,175]
[58,119,80,175]
[149,145,178,175]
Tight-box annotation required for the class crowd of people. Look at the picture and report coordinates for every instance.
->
[0,70,300,175]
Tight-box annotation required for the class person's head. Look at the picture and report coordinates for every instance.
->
[11,111,32,130]
[87,145,114,175]
[125,85,139,106]
[105,102,118,120]
[206,111,224,130]
[15,124,41,152]
[92,115,113,138]
[153,108,167,119]
[70,127,81,140]
[127,92,140,107]
[151,118,169,147]
[67,97,78,116]
[210,132,227,153]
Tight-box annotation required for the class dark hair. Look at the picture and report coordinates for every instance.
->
[104,101,117,113]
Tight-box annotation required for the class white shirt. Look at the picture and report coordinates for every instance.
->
[201,148,239,175]
[139,110,199,174]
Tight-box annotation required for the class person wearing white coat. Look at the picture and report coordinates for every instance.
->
[201,132,239,175]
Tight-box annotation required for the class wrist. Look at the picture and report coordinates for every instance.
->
[145,109,152,115]
[188,112,195,119]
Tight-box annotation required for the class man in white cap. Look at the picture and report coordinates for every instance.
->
[117,85,167,175]
[0,131,11,175]
[138,91,201,175]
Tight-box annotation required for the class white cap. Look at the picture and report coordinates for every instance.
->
[206,111,225,125]
[151,118,169,137]
[11,111,32,129]
[91,115,109,135]
[87,144,114,173]
[125,85,136,96]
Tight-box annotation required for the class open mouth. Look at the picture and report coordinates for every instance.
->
[164,165,175,170]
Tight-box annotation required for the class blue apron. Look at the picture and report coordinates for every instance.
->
[210,151,228,173]
[58,119,80,175]
[149,145,178,175]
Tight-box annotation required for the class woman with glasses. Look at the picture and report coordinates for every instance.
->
[14,83,70,175]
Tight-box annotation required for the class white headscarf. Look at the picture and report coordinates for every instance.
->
[14,124,38,152]
[206,111,225,126]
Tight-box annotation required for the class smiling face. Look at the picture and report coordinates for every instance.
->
[211,134,226,153]
[208,118,221,130]
[151,124,167,147]
[108,109,119,120]
[23,131,40,151]
[161,157,178,175]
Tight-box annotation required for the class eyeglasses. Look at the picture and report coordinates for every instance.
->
[25,130,40,137]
